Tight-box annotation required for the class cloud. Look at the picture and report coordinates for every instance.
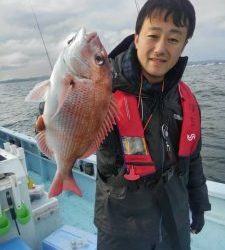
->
[0,52,28,68]
[0,0,225,80]
[0,0,139,80]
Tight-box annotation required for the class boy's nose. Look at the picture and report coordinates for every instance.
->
[154,38,167,55]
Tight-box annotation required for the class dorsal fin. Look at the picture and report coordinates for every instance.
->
[80,95,118,159]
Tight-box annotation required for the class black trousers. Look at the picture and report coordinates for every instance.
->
[97,230,173,250]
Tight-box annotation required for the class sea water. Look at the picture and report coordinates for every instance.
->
[0,61,225,184]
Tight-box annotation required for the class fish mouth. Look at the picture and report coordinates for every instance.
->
[86,32,97,43]
[74,28,100,49]
[75,28,98,43]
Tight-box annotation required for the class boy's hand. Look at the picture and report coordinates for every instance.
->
[190,211,205,234]
[35,115,45,133]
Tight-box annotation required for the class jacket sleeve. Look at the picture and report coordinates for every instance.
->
[96,126,124,179]
[187,139,211,213]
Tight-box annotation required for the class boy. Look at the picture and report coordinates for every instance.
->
[95,0,211,249]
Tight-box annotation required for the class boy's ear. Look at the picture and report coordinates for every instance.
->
[181,40,189,53]
[134,33,139,49]
[185,39,189,46]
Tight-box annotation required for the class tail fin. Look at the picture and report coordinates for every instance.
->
[48,173,63,198]
[48,172,82,198]
[63,176,82,197]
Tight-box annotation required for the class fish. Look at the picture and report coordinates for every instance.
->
[25,28,118,198]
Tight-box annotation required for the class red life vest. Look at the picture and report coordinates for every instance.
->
[113,81,201,181]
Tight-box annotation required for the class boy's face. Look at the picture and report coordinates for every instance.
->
[134,10,188,83]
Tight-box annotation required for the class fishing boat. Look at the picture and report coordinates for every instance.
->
[0,125,224,250]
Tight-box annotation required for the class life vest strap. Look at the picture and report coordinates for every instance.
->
[113,81,201,181]
[113,90,157,180]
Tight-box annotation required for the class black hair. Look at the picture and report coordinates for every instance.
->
[135,0,196,39]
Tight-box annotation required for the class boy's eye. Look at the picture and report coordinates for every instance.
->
[168,38,179,44]
[147,34,158,39]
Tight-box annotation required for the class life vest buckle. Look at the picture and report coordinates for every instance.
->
[124,167,140,181]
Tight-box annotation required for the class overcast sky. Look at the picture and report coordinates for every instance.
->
[0,0,225,81]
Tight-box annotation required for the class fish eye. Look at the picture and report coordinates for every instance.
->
[95,54,105,66]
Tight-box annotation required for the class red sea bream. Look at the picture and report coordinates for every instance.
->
[25,28,117,198]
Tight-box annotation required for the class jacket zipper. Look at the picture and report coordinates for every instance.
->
[160,95,165,174]
[159,95,164,242]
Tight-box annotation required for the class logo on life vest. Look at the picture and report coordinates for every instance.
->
[187,133,196,141]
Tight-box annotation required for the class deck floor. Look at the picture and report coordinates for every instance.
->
[28,170,97,234]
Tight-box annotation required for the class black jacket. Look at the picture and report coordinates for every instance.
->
[94,35,211,247]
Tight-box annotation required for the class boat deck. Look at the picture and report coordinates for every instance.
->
[28,170,96,234]
[1,126,225,250]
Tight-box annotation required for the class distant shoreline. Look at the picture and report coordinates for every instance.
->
[188,59,225,66]
[1,59,225,84]
[0,75,49,84]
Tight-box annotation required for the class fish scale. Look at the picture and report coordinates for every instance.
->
[50,83,96,160]
[25,27,117,197]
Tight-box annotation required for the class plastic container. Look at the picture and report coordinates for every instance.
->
[0,211,11,236]
[0,237,32,250]
[42,225,97,250]
[29,184,45,202]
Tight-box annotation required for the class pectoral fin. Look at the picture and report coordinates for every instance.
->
[53,75,93,118]
[25,80,50,102]
[54,75,75,116]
